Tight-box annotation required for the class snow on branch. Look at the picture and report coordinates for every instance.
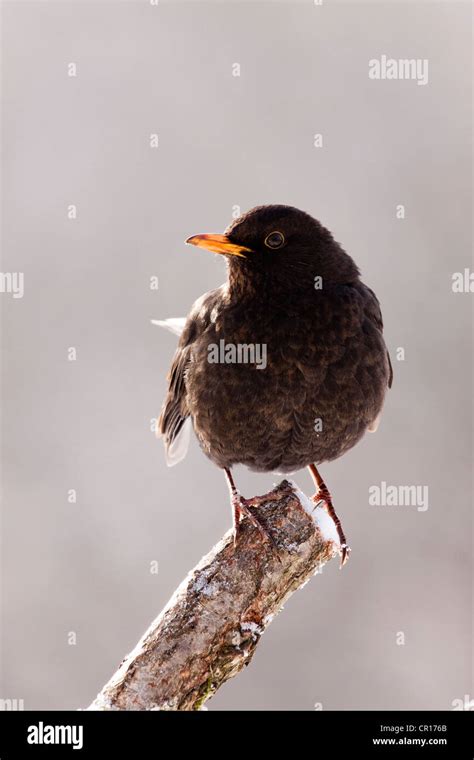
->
[88,479,341,711]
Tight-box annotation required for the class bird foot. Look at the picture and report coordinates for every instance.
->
[231,492,280,558]
[312,486,350,568]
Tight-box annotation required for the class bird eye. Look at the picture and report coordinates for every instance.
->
[264,231,285,249]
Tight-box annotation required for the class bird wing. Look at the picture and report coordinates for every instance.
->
[158,289,221,466]
[357,284,392,433]
[361,284,393,389]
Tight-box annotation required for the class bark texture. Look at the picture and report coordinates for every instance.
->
[88,479,340,711]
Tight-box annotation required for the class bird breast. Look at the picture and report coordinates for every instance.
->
[185,287,389,473]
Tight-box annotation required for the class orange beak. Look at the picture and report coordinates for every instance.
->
[185,233,252,258]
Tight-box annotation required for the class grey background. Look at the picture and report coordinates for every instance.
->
[1,0,472,710]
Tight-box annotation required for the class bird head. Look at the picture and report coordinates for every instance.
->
[186,205,360,294]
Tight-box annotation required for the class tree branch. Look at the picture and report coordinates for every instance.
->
[88,479,341,711]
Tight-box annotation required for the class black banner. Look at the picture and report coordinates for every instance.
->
[0,711,472,757]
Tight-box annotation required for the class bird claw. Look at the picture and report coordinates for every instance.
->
[312,490,350,569]
[339,543,351,569]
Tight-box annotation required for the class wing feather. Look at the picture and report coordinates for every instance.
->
[362,285,393,389]
[158,288,222,465]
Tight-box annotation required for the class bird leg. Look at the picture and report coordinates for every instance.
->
[308,463,350,568]
[223,468,278,552]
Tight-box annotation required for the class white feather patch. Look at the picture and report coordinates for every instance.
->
[165,417,192,467]
[151,317,186,337]
[367,412,381,433]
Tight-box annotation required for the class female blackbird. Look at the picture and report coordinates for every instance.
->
[159,205,392,565]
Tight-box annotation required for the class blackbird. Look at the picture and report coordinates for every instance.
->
[158,205,392,565]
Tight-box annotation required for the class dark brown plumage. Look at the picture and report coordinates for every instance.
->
[159,205,392,564]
